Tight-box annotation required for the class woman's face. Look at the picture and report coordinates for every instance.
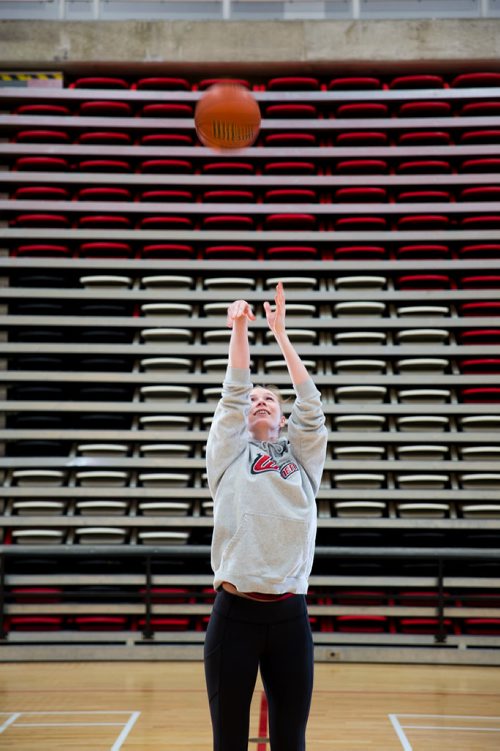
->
[247,387,286,440]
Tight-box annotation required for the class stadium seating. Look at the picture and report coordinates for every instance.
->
[1,66,500,661]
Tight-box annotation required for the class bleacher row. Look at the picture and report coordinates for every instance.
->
[1,68,500,659]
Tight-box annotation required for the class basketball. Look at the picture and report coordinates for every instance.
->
[195,83,261,150]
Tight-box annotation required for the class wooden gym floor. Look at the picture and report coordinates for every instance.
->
[0,661,499,750]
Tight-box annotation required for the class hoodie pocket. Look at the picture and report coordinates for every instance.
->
[221,512,309,583]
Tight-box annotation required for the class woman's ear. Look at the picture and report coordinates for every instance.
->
[279,415,287,429]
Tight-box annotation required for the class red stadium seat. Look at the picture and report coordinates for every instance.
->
[139,159,193,173]
[266,246,318,260]
[460,101,500,116]
[267,76,320,90]
[13,156,69,171]
[14,103,71,116]
[336,615,392,633]
[397,101,452,117]
[76,187,133,201]
[12,186,70,201]
[140,189,194,202]
[139,103,193,117]
[204,245,257,260]
[135,618,190,632]
[74,617,128,631]
[335,103,389,118]
[139,587,193,603]
[198,78,250,90]
[399,618,457,635]
[335,216,387,231]
[333,245,386,260]
[264,213,317,230]
[396,214,450,231]
[460,130,500,144]
[265,103,318,118]
[201,215,254,231]
[9,617,64,631]
[11,587,62,603]
[336,159,388,174]
[263,161,316,175]
[12,129,70,144]
[462,619,500,635]
[76,131,132,145]
[142,244,195,259]
[397,274,453,290]
[460,302,500,316]
[70,76,129,89]
[77,158,131,172]
[139,133,194,146]
[458,359,500,374]
[203,189,255,203]
[78,100,133,117]
[14,244,71,258]
[202,161,254,175]
[336,131,389,147]
[263,188,318,203]
[79,242,133,258]
[134,77,190,90]
[461,158,500,173]
[398,131,452,146]
[451,72,500,87]
[389,74,446,88]
[396,244,451,260]
[137,216,193,230]
[327,77,381,90]
[459,187,500,202]
[396,159,452,174]
[334,187,387,203]
[460,215,500,230]
[396,190,451,202]
[77,215,132,230]
[459,330,500,345]
[264,132,317,147]
[461,388,500,403]
[11,213,70,229]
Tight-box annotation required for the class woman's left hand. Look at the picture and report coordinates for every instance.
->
[264,281,286,337]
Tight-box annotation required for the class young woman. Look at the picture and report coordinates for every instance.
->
[204,281,328,751]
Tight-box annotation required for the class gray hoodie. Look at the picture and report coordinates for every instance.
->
[206,366,328,595]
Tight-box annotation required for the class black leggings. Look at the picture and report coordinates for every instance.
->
[204,589,314,751]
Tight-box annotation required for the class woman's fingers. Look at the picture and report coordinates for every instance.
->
[226,300,255,327]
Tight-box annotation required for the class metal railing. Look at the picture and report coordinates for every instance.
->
[1,544,499,644]
[0,0,499,21]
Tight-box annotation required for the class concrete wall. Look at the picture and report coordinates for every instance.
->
[0,19,499,72]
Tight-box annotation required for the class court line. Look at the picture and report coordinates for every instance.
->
[0,714,21,735]
[111,710,141,751]
[257,692,268,751]
[3,711,139,715]
[396,714,500,720]
[15,722,126,727]
[388,714,413,751]
[404,725,500,732]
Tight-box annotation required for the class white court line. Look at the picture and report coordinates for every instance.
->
[15,722,126,727]
[395,714,500,720]
[7,711,137,715]
[111,711,141,751]
[404,725,500,732]
[0,714,21,735]
[388,714,413,751]
[0,711,141,751]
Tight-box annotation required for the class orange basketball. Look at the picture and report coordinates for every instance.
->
[195,83,261,150]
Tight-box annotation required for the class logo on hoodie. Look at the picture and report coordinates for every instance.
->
[251,452,299,479]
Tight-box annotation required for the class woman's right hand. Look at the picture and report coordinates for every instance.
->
[226,299,256,328]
